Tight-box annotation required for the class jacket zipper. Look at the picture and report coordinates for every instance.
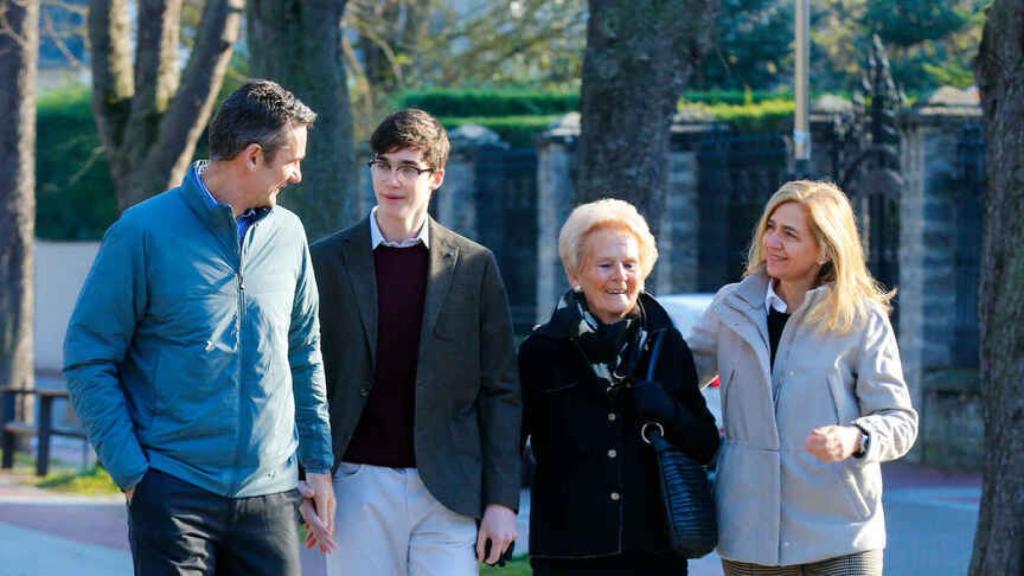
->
[230,220,251,493]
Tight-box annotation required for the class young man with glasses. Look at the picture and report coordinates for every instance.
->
[310,108,521,575]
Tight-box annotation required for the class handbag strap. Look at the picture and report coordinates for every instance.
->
[645,329,667,381]
[641,329,668,445]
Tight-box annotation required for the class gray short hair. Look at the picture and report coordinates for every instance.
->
[208,79,316,162]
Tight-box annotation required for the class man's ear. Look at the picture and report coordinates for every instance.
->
[243,143,263,170]
[429,167,445,190]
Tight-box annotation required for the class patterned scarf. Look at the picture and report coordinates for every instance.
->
[552,289,648,393]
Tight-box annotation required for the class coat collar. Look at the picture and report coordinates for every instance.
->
[420,218,459,339]
[719,270,831,318]
[181,164,238,251]
[713,271,834,396]
[339,217,379,365]
[337,215,460,368]
[180,162,274,254]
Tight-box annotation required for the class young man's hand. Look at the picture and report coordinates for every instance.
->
[298,472,337,554]
[476,503,517,564]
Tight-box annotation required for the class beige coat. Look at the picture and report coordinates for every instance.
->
[688,272,918,566]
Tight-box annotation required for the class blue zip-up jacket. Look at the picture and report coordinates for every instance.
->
[63,167,333,496]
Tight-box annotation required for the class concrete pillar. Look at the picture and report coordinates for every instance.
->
[658,151,699,294]
[898,87,982,462]
[534,114,578,324]
[434,125,508,240]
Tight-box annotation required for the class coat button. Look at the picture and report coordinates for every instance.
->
[610,492,620,501]
[608,413,617,422]
[607,449,617,459]
[359,388,369,397]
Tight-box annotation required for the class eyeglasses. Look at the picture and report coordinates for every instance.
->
[367,160,434,183]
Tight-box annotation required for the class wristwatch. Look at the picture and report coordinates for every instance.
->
[853,424,870,458]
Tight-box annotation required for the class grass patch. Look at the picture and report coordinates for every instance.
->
[36,465,120,495]
[481,555,531,575]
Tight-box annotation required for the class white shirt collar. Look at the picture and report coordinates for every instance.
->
[765,279,789,314]
[369,206,430,250]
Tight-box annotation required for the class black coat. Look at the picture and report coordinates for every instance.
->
[520,293,720,559]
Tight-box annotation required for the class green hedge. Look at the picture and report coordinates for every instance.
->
[399,88,815,117]
[440,115,564,148]
[398,88,579,117]
[689,99,796,133]
[36,86,118,240]
[34,87,829,240]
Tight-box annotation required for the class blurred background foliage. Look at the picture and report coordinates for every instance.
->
[36,0,990,240]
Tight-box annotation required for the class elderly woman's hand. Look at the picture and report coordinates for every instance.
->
[804,425,862,462]
[631,379,676,423]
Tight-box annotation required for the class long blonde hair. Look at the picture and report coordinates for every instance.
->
[744,180,895,333]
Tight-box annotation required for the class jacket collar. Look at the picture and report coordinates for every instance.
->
[181,162,274,250]
[338,215,460,369]
[339,217,379,366]
[420,218,459,339]
[721,270,831,317]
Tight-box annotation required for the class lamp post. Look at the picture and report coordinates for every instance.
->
[794,0,811,176]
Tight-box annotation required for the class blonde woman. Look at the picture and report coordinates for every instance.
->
[689,180,918,575]
[520,199,719,575]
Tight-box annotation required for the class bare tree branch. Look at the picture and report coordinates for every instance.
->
[88,0,134,154]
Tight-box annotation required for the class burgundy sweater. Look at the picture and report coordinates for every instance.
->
[343,244,429,467]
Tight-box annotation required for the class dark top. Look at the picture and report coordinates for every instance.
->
[343,244,429,467]
[767,307,791,371]
[519,293,720,559]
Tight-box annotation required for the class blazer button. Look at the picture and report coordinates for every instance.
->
[610,492,621,501]
[359,388,369,397]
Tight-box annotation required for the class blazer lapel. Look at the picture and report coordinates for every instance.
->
[339,218,379,367]
[421,219,459,337]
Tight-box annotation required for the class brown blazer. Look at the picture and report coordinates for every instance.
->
[310,216,521,517]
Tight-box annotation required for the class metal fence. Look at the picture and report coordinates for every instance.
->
[952,123,985,366]
[695,131,789,291]
[474,147,539,333]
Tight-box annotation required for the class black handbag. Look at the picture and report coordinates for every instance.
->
[641,329,717,559]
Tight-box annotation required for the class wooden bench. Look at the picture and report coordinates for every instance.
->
[1,387,87,476]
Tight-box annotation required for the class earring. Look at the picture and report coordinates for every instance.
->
[572,285,582,293]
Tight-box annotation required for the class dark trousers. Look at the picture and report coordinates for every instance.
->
[127,468,302,575]
[531,552,688,576]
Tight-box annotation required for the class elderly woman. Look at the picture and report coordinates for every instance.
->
[689,180,918,575]
[519,198,720,575]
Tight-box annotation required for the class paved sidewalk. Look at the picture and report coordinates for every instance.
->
[0,461,981,575]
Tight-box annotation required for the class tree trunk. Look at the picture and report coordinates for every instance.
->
[248,0,359,241]
[577,0,717,236]
[88,0,243,211]
[0,0,39,426]
[971,1,1024,574]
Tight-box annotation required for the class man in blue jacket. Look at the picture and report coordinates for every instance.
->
[63,79,335,574]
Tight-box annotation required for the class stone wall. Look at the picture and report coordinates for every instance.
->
[898,87,984,468]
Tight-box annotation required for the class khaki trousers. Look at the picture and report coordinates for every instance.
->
[325,463,478,576]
